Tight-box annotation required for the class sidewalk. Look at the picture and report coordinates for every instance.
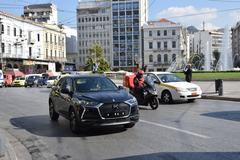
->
[112,79,240,102]
[194,81,240,102]
[0,128,31,160]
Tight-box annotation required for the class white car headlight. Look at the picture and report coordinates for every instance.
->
[176,87,188,92]
[78,100,99,106]
[125,97,138,105]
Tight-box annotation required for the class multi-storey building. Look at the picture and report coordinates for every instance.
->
[0,11,66,73]
[193,30,223,70]
[142,19,188,72]
[232,22,240,68]
[77,0,148,71]
[23,3,58,25]
[112,0,148,70]
[77,0,112,68]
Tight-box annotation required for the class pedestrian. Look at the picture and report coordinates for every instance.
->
[184,64,192,82]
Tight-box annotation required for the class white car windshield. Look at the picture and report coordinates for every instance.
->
[157,74,183,83]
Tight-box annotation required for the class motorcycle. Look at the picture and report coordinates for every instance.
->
[130,76,159,110]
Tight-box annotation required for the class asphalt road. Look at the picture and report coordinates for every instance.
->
[0,87,240,160]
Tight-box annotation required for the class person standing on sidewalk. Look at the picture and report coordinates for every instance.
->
[184,64,192,82]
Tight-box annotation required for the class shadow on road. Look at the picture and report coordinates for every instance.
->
[109,152,240,160]
[201,111,240,122]
[10,115,126,137]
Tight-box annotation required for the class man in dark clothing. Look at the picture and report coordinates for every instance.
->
[184,64,192,82]
[133,70,145,98]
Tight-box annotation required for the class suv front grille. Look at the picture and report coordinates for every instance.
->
[99,103,130,119]
[82,108,101,120]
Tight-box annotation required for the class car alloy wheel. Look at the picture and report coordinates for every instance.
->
[49,101,59,121]
[162,91,172,104]
[69,109,80,134]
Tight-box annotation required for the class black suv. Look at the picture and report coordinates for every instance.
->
[49,75,139,133]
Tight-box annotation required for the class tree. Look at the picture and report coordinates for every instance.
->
[189,53,205,70]
[84,44,110,73]
[213,50,220,69]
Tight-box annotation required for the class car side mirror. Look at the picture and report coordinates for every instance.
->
[118,86,125,90]
[154,80,160,84]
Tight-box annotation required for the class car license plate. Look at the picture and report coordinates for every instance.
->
[192,92,197,96]
[106,111,125,118]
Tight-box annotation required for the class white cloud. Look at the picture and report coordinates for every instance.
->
[157,6,219,30]
[229,11,240,26]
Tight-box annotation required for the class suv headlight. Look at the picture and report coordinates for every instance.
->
[176,87,188,92]
[78,100,99,107]
[125,97,138,106]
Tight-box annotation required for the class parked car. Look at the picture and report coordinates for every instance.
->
[25,74,41,87]
[49,75,139,133]
[46,76,57,88]
[12,77,26,87]
[145,72,202,103]
[0,70,4,88]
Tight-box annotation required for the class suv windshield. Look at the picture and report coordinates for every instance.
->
[74,77,118,92]
[157,74,183,83]
[16,77,25,80]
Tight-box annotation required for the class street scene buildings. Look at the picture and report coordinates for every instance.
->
[0,11,66,73]
[142,18,189,72]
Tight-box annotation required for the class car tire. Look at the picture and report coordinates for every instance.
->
[161,90,173,104]
[188,99,195,103]
[49,101,59,121]
[69,109,80,134]
[124,123,135,128]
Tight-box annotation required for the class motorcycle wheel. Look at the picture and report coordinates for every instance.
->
[150,97,159,110]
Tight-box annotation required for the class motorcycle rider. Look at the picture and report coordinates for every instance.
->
[133,70,145,98]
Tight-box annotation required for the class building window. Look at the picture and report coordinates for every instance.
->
[164,30,167,36]
[46,49,48,58]
[8,44,11,54]
[149,42,153,49]
[45,33,48,42]
[29,47,32,57]
[157,54,161,62]
[54,35,57,44]
[7,26,10,35]
[1,24,4,34]
[164,54,168,63]
[172,30,176,35]
[172,41,176,48]
[149,55,153,62]
[149,30,152,37]
[164,41,168,49]
[157,30,160,36]
[157,42,161,49]
[37,34,40,42]
[1,43,5,53]
[20,29,22,37]
[50,34,52,43]
[172,54,176,62]
[14,28,16,36]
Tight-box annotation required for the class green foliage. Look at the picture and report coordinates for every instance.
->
[174,71,240,81]
[84,44,110,72]
[213,50,220,69]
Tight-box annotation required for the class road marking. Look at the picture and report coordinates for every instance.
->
[140,119,211,139]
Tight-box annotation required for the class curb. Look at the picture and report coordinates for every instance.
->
[0,129,32,160]
[202,95,240,102]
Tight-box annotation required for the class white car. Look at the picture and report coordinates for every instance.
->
[146,72,202,103]
[46,76,58,88]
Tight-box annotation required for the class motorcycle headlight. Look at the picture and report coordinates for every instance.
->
[78,100,99,107]
[125,97,138,106]
[176,87,188,92]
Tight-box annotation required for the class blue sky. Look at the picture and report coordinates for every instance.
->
[1,0,240,29]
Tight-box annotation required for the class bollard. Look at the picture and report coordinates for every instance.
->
[215,79,223,96]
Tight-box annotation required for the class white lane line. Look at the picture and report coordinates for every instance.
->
[140,119,211,139]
